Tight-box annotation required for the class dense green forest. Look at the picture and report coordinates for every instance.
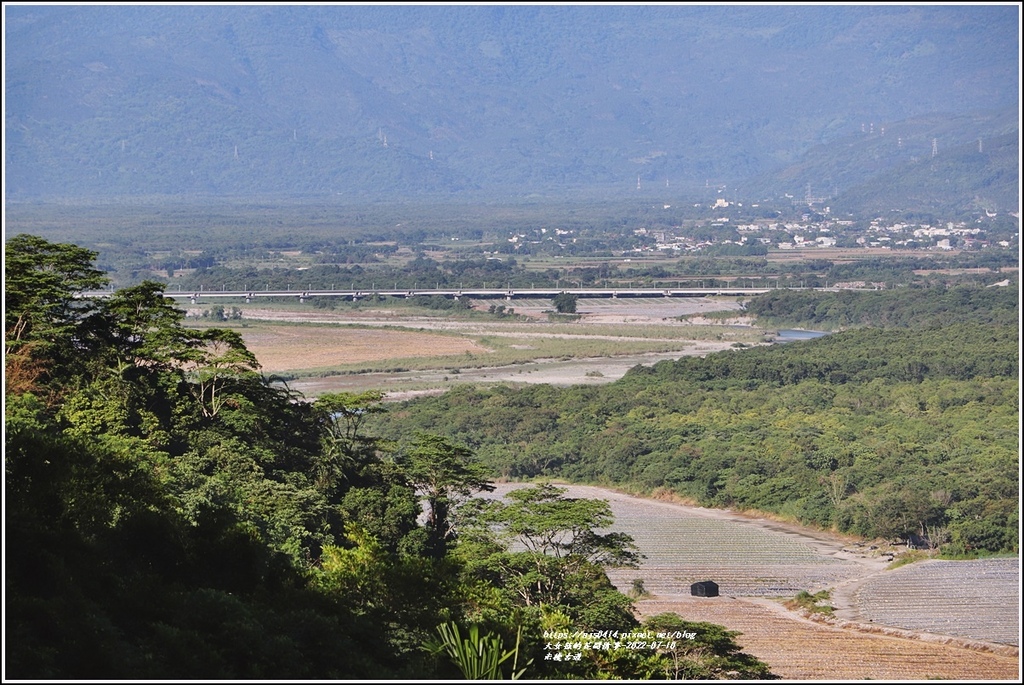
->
[372,293,1019,556]
[745,286,1018,330]
[4,234,776,680]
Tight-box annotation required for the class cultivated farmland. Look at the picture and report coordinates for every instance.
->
[635,595,1019,680]
[481,483,1020,679]
[852,558,1020,646]
[485,483,875,599]
[233,323,488,372]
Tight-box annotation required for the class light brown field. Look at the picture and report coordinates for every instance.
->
[636,596,1019,680]
[239,325,489,372]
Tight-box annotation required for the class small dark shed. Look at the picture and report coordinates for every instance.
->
[690,581,719,597]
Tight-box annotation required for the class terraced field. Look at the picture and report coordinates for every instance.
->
[852,558,1020,646]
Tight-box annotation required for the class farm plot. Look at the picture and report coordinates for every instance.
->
[604,516,864,598]
[234,324,487,372]
[853,558,1019,646]
[481,484,1019,653]
[484,483,869,598]
[635,596,1020,680]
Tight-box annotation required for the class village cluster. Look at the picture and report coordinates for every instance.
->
[498,205,1015,258]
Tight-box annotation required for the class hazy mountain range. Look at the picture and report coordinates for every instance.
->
[4,4,1020,212]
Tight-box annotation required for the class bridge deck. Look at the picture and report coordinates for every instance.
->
[83,287,848,301]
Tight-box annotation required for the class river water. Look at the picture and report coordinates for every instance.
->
[775,329,829,342]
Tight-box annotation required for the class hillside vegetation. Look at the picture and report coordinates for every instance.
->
[5,233,777,680]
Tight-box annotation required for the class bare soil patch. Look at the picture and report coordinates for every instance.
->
[239,325,488,372]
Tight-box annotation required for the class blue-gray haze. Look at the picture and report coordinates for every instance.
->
[4,4,1019,207]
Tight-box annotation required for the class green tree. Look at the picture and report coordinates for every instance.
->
[312,392,427,555]
[182,328,262,419]
[312,391,388,491]
[90,281,202,376]
[315,524,463,673]
[402,434,495,557]
[460,484,640,628]
[4,233,107,348]
[4,233,107,389]
[552,291,578,314]
[486,483,641,572]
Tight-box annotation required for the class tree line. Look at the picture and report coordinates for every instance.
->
[744,285,1018,330]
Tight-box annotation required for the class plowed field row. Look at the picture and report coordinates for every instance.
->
[607,563,863,598]
[613,516,838,563]
[853,559,1019,646]
[635,596,1019,680]
[521,484,872,597]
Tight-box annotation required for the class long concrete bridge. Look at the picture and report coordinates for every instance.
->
[83,286,849,304]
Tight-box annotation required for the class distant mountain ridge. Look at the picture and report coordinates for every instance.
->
[4,4,1020,210]
[739,108,1020,213]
